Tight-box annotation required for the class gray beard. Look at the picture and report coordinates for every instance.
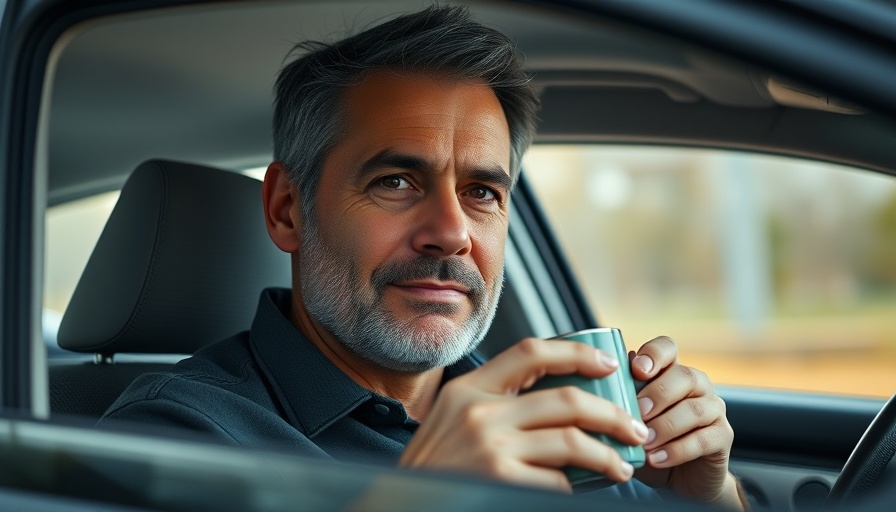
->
[298,222,503,373]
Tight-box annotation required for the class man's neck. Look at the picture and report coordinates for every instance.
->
[289,296,444,422]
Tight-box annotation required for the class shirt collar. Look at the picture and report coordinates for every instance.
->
[249,288,482,437]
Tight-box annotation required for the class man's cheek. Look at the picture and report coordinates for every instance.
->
[354,222,409,258]
[473,227,508,273]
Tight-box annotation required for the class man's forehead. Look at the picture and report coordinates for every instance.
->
[338,70,511,165]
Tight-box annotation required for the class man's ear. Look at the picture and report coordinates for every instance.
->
[262,162,302,253]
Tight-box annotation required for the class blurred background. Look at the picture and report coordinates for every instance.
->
[524,145,896,398]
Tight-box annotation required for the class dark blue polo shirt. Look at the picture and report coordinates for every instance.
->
[98,288,657,501]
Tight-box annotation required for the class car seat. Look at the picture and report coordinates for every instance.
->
[50,159,291,418]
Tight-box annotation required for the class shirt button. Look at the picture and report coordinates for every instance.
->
[374,403,390,416]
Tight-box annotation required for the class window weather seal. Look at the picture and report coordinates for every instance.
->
[511,173,598,332]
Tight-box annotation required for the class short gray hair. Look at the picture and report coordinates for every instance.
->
[273,5,540,220]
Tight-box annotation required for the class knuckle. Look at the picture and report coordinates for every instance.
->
[716,395,728,415]
[656,335,675,346]
[614,402,629,421]
[552,471,571,491]
[656,381,672,401]
[601,448,625,477]
[693,368,711,389]
[483,453,511,479]
[556,386,585,409]
[458,402,493,432]
[722,420,735,441]
[661,415,676,434]
[653,336,676,353]
[573,341,594,358]
[669,439,689,461]
[516,337,544,358]
[611,406,634,438]
[688,398,706,419]
[561,426,585,452]
[680,365,699,387]
[696,430,713,453]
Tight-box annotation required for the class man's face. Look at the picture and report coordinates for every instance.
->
[298,71,512,373]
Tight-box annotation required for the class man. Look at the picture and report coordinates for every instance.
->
[99,6,746,509]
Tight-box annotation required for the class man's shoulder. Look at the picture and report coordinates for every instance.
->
[96,332,304,448]
[103,331,268,405]
[116,338,256,396]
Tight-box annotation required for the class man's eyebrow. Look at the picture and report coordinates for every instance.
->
[353,150,433,184]
[354,149,512,192]
[467,167,513,194]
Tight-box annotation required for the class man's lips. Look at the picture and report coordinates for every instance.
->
[390,281,470,299]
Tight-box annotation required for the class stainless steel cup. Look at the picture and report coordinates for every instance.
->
[526,327,646,490]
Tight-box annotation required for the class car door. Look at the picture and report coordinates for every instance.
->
[0,0,48,418]
[511,146,895,510]
[493,1,896,510]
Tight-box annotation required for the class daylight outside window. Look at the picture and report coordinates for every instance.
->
[524,145,896,398]
[43,191,119,347]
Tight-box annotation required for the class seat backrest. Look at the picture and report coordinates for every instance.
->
[50,159,291,418]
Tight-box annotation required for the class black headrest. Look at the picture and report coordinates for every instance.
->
[57,160,291,355]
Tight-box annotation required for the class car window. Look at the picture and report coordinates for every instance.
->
[43,192,119,348]
[524,145,896,398]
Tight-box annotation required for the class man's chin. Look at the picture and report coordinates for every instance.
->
[400,314,471,340]
[361,340,475,374]
[351,317,482,373]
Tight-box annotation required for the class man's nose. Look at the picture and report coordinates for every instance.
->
[410,191,472,257]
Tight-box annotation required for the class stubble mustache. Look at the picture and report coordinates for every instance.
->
[369,255,487,314]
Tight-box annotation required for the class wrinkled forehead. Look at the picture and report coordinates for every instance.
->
[337,71,512,171]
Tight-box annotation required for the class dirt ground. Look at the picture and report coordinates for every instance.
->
[609,311,896,398]
[682,349,896,397]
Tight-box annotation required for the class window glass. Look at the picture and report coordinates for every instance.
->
[44,191,119,346]
[524,145,896,397]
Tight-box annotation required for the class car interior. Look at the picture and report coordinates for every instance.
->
[3,0,896,510]
[49,159,292,417]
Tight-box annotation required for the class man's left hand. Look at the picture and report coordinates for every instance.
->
[629,336,745,510]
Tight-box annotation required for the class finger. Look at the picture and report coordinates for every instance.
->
[466,338,621,394]
[514,427,636,483]
[644,396,726,450]
[630,336,678,380]
[638,364,712,421]
[509,387,648,445]
[645,422,733,468]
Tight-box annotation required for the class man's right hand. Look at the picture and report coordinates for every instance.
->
[398,338,649,493]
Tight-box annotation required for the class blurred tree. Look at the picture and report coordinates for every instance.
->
[766,214,787,295]
[867,190,896,287]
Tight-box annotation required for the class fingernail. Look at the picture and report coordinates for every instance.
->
[646,428,656,445]
[631,419,648,439]
[620,461,634,479]
[599,351,619,368]
[638,396,654,416]
[633,355,654,374]
[649,450,668,466]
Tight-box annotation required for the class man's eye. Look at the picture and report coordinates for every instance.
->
[379,176,410,190]
[469,186,496,201]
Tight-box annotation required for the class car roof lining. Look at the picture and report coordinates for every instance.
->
[42,0,896,205]
[537,87,896,177]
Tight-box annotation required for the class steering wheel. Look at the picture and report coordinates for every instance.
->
[825,391,896,508]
